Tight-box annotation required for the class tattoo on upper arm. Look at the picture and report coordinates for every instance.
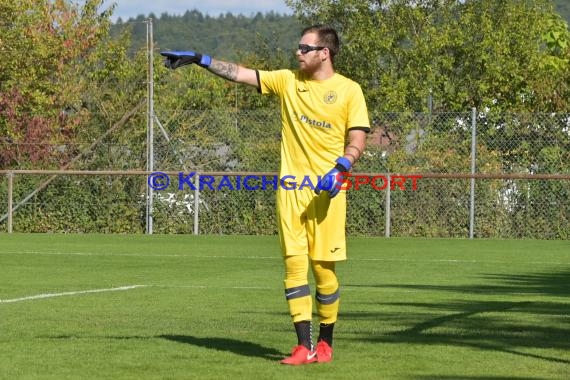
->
[209,61,238,81]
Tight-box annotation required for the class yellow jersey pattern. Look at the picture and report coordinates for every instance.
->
[258,69,370,182]
[259,69,370,260]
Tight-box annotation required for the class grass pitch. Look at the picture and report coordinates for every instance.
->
[1,234,569,379]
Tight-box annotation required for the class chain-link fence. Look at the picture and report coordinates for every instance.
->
[1,111,569,238]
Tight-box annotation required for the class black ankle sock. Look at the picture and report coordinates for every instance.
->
[318,323,335,346]
[294,320,313,350]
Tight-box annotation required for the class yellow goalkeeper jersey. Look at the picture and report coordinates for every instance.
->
[258,69,370,183]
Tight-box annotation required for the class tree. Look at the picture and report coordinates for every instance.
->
[0,0,154,232]
[0,0,115,168]
[285,0,569,239]
[285,0,570,113]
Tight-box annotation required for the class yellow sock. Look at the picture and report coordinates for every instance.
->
[284,255,312,322]
[312,260,340,324]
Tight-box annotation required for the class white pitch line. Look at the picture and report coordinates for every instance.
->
[151,284,274,290]
[0,285,147,304]
[1,251,567,265]
[0,251,279,259]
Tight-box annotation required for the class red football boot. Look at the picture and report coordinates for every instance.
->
[315,340,333,363]
[280,345,317,365]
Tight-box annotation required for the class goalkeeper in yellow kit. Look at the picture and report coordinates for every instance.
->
[162,24,370,365]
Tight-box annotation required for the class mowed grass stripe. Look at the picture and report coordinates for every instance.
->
[0,234,568,380]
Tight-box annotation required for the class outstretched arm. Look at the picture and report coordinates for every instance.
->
[207,59,259,88]
[161,51,259,88]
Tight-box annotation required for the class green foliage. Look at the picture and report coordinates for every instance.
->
[112,10,302,63]
[197,187,277,235]
[2,0,569,238]
[0,0,149,170]
[0,0,112,167]
[286,0,570,113]
[12,175,144,233]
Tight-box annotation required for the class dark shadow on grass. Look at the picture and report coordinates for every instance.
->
[346,269,570,297]
[411,376,551,380]
[159,335,283,361]
[343,269,570,366]
[40,334,283,362]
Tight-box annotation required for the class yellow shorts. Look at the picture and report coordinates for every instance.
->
[277,185,346,261]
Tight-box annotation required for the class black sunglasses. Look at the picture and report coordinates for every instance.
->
[298,44,325,54]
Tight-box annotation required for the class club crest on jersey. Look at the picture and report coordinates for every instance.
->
[324,91,337,104]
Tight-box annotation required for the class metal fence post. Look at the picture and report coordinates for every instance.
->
[385,173,391,237]
[7,172,13,234]
[469,108,477,239]
[145,18,155,235]
[194,173,200,235]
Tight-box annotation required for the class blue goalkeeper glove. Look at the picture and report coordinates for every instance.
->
[160,51,212,69]
[315,157,352,198]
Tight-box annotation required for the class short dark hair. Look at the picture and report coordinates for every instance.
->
[301,25,340,61]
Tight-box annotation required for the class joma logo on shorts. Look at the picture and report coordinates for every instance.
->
[300,114,332,129]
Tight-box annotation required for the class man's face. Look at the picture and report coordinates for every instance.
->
[296,32,326,74]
